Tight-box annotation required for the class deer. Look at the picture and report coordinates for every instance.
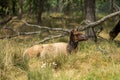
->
[23,29,88,58]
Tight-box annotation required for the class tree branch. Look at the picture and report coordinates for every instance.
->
[113,3,120,11]
[0,31,45,39]
[0,16,12,25]
[3,11,120,42]
[11,20,71,33]
[35,33,68,44]
[78,11,120,31]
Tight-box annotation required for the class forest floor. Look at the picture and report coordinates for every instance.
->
[0,13,120,80]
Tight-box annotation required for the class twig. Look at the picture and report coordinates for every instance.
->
[98,46,108,54]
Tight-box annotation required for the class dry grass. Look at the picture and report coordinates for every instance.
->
[0,13,120,80]
[0,34,120,80]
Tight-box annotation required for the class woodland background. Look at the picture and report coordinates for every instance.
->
[0,0,120,80]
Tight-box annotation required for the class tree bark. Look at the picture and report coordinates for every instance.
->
[0,0,10,17]
[12,0,17,15]
[84,0,97,42]
[80,0,84,16]
[64,0,71,15]
[18,0,23,19]
[110,0,114,13]
[0,16,12,25]
[37,0,44,24]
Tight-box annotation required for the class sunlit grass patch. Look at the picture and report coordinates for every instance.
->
[80,64,120,80]
[27,67,53,80]
[0,39,28,80]
[0,39,120,80]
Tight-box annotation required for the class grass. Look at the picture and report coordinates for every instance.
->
[0,37,120,80]
[0,13,120,80]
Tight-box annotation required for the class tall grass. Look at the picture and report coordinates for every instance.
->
[0,39,28,80]
[0,34,120,80]
[26,41,120,80]
[28,67,53,80]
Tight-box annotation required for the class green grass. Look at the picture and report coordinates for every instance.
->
[0,13,120,80]
[1,38,120,80]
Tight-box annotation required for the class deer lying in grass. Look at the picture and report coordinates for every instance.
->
[23,29,88,58]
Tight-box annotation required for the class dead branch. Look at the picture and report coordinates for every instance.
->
[78,11,120,31]
[11,20,71,33]
[0,34,18,39]
[35,33,67,44]
[0,16,12,25]
[2,27,16,33]
[19,31,45,35]
[0,31,45,39]
[2,11,120,42]
[113,3,120,11]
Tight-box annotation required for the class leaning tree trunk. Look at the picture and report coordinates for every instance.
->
[84,0,97,42]
[37,0,44,24]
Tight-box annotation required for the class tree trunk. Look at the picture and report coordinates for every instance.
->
[37,0,44,24]
[56,0,63,12]
[0,0,10,17]
[18,0,23,19]
[80,0,84,16]
[12,0,17,15]
[110,0,114,13]
[64,0,71,15]
[84,0,97,42]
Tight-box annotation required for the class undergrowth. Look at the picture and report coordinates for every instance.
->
[0,13,120,80]
[0,38,120,80]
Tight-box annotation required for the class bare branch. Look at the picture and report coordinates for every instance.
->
[0,31,45,39]
[11,20,71,33]
[3,11,120,42]
[35,33,68,44]
[113,3,120,11]
[78,11,120,31]
[0,16,12,25]
[0,34,18,39]
[19,30,46,35]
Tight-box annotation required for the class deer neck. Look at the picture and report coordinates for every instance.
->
[67,40,78,53]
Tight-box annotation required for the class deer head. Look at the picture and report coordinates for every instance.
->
[70,29,88,42]
[67,29,88,53]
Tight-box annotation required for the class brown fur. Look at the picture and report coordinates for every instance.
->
[23,42,68,58]
[23,29,88,58]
